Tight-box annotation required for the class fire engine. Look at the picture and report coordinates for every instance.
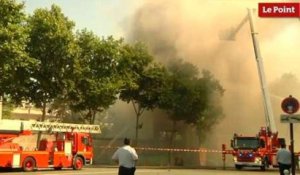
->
[0,119,101,172]
[228,127,285,170]
[222,9,285,170]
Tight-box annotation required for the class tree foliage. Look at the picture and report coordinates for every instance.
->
[120,43,163,109]
[2,100,14,119]
[119,42,168,144]
[26,4,77,120]
[194,70,224,141]
[159,59,224,144]
[0,0,36,102]
[71,30,124,124]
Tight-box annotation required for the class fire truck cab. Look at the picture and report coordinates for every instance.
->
[0,119,100,172]
[230,127,286,170]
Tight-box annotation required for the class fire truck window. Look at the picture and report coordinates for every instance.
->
[57,133,65,140]
[88,136,92,146]
[235,138,259,149]
[260,139,265,147]
[81,136,89,146]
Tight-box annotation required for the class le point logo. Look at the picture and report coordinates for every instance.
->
[258,2,300,17]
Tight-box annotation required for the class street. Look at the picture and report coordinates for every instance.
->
[0,167,283,175]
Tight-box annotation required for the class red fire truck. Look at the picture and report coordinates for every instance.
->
[226,127,285,170]
[0,119,101,172]
[222,9,285,170]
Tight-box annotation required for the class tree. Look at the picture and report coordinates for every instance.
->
[158,59,224,164]
[194,70,224,143]
[119,43,168,145]
[70,30,124,124]
[26,5,77,146]
[161,59,224,124]
[0,0,36,103]
[26,4,77,121]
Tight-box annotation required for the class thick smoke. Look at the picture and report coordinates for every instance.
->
[125,0,300,166]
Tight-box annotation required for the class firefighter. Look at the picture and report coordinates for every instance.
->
[112,138,138,175]
[276,144,291,175]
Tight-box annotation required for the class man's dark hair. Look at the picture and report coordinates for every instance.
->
[124,138,130,145]
[281,144,286,148]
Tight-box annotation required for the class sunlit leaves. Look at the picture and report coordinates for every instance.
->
[0,0,36,103]
[26,5,77,109]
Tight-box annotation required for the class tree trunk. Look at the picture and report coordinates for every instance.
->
[36,101,47,148]
[87,109,92,124]
[132,101,143,146]
[168,120,177,166]
[135,113,140,146]
[196,126,202,146]
[91,110,97,124]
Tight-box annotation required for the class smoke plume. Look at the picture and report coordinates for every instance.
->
[124,0,300,166]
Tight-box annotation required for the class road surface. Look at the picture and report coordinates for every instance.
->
[0,167,284,175]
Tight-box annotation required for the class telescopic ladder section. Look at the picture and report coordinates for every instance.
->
[247,9,277,134]
[0,119,101,134]
[220,9,277,134]
[31,121,101,133]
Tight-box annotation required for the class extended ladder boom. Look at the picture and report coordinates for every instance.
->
[247,9,277,134]
[221,9,277,133]
[0,119,101,134]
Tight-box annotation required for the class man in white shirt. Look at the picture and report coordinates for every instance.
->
[276,144,291,175]
[112,138,138,175]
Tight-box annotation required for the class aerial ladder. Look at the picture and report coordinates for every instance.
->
[0,119,101,172]
[0,119,101,134]
[221,9,284,170]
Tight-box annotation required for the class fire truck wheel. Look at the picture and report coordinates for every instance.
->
[260,158,269,171]
[54,167,62,170]
[22,157,36,172]
[235,165,242,170]
[73,157,84,170]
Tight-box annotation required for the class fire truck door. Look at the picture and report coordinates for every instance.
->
[12,154,20,168]
[64,141,72,155]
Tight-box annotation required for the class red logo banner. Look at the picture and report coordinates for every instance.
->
[258,3,300,17]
